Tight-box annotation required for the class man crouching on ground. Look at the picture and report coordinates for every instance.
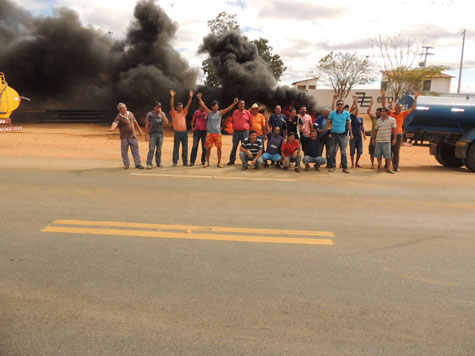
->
[239,130,264,170]
[108,102,144,169]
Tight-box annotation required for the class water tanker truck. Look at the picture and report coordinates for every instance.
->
[403,95,475,172]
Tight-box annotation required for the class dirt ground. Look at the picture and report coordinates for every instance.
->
[0,122,443,170]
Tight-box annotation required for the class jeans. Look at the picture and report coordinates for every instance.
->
[283,153,302,167]
[261,153,282,162]
[392,134,403,170]
[328,133,349,169]
[239,152,263,168]
[229,130,249,163]
[146,132,164,166]
[173,130,188,164]
[319,135,331,167]
[190,130,207,164]
[121,136,141,167]
[303,155,327,165]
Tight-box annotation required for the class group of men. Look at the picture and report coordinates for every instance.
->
[109,89,420,173]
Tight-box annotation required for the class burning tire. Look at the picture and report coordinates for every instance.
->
[464,143,475,172]
[436,144,464,168]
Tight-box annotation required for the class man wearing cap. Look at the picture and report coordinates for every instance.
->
[249,103,267,147]
[367,97,383,169]
[190,103,208,166]
[170,89,193,167]
[227,100,251,165]
[145,101,168,169]
[108,103,144,169]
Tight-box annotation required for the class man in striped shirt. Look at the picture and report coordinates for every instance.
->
[239,130,263,170]
[373,108,397,174]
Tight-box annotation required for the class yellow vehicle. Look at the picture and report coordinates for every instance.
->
[0,72,22,128]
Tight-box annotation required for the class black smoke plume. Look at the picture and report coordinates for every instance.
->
[198,31,316,112]
[0,0,195,117]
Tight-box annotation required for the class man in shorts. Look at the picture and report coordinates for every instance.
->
[367,97,383,169]
[196,93,238,167]
[373,107,397,174]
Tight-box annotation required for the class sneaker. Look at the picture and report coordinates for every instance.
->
[304,164,310,171]
[217,162,224,168]
[156,164,162,168]
[328,167,336,172]
[343,168,350,173]
[255,165,260,170]
[263,162,269,168]
[189,163,194,167]
[173,163,177,167]
[314,164,320,171]
[295,167,301,172]
[146,165,152,170]
[227,161,235,166]
[204,161,210,168]
[283,166,289,170]
[241,166,248,170]
[201,161,206,166]
[183,163,188,166]
[136,165,145,169]
[275,163,281,169]
[123,166,129,169]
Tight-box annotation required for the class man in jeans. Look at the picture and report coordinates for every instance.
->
[373,107,397,174]
[108,102,144,169]
[281,132,302,172]
[262,126,284,168]
[315,108,331,166]
[190,104,208,166]
[327,98,353,173]
[145,101,168,169]
[239,130,263,170]
[170,89,193,167]
[227,100,251,165]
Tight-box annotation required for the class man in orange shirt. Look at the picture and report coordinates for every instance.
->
[382,89,420,172]
[249,103,267,146]
[170,89,193,167]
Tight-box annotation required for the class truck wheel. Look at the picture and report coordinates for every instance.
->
[437,144,464,168]
[465,143,475,172]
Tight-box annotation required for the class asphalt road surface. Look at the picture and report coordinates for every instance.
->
[1,162,474,356]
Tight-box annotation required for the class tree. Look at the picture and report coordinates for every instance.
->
[316,51,375,99]
[201,11,286,86]
[372,34,441,101]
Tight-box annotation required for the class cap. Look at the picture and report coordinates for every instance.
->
[154,101,162,107]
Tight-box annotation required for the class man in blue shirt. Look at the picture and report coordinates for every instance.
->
[315,108,330,167]
[268,105,287,136]
[327,99,353,173]
[350,105,366,168]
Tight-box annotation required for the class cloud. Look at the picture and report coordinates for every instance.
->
[257,0,343,20]
[314,38,372,52]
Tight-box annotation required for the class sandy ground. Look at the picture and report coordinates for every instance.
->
[0,123,441,170]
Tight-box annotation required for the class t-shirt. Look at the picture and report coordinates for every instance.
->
[303,137,322,157]
[329,110,351,134]
[285,116,303,138]
[350,114,364,138]
[266,133,284,154]
[170,107,189,132]
[241,137,263,156]
[232,109,251,131]
[193,110,208,131]
[315,115,328,133]
[207,111,222,134]
[299,114,313,138]
[369,114,378,140]
[390,110,410,134]
[281,140,300,157]
[268,114,287,130]
[113,111,137,139]
[250,113,266,136]
[145,111,164,134]
[375,117,396,143]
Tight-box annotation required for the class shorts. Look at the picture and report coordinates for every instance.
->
[205,133,222,148]
[368,140,375,155]
[350,136,363,155]
[374,142,391,159]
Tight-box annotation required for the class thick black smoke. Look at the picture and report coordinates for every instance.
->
[198,31,316,112]
[0,0,195,117]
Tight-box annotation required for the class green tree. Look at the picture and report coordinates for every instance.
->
[201,12,286,86]
[317,51,375,99]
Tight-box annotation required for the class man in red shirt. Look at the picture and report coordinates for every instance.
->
[382,89,421,172]
[281,132,302,172]
[227,100,251,165]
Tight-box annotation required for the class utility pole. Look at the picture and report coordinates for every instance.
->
[457,30,466,94]
[419,46,434,67]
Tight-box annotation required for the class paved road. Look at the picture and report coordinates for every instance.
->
[1,163,474,355]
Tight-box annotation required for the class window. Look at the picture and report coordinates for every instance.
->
[423,80,431,91]
[308,85,316,89]
[297,85,306,90]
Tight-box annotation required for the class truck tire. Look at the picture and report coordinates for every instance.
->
[464,143,475,172]
[436,144,464,168]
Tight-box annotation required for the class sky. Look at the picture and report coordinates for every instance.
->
[13,0,475,93]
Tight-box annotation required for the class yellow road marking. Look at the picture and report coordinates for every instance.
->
[130,173,296,182]
[52,219,334,237]
[42,226,334,245]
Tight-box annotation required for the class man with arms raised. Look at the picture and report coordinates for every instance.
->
[170,89,193,167]
[373,107,397,174]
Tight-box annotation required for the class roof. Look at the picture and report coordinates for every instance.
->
[381,70,454,79]
[292,77,319,85]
